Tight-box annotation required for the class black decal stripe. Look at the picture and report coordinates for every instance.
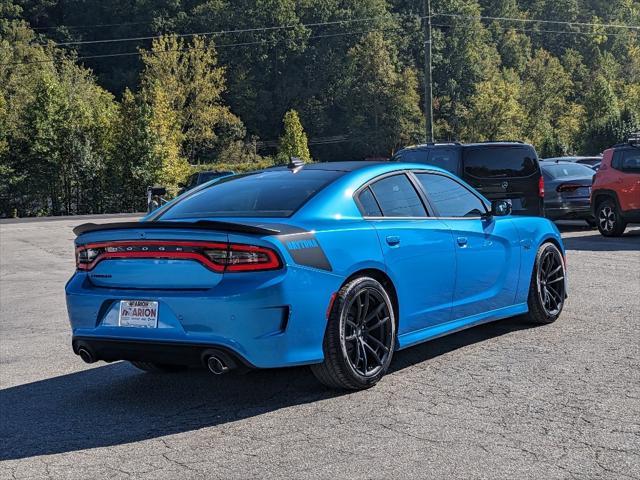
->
[278,232,332,272]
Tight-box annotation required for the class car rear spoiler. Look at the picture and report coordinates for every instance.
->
[73,220,281,237]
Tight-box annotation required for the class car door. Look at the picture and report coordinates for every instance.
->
[614,149,640,212]
[413,172,521,320]
[356,173,456,336]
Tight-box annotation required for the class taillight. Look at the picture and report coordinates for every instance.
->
[556,183,581,193]
[211,244,281,272]
[538,176,545,198]
[75,241,281,272]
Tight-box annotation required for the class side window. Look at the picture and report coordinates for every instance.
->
[369,174,427,217]
[357,187,382,216]
[415,173,486,218]
[621,150,640,172]
[611,151,623,170]
[427,149,460,174]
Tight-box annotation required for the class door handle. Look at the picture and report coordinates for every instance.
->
[386,236,401,246]
[457,236,468,247]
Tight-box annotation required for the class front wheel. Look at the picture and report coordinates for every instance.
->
[311,277,396,390]
[596,199,627,237]
[526,243,566,324]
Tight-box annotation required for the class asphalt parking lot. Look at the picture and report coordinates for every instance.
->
[1,217,639,479]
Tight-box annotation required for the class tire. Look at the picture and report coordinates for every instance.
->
[311,277,396,390]
[596,199,627,237]
[526,243,566,325]
[129,361,188,373]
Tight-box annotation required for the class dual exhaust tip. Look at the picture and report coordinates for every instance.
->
[76,345,235,375]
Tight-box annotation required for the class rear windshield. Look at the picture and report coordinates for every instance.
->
[541,163,595,179]
[158,169,343,219]
[463,146,538,178]
[393,149,428,163]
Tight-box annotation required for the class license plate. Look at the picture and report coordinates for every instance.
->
[118,300,158,328]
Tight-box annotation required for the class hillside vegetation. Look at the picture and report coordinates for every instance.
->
[1,0,638,216]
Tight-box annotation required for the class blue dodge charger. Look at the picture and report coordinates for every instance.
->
[66,161,567,390]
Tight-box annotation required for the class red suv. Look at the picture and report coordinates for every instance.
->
[591,134,640,236]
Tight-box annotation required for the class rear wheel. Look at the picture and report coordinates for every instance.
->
[129,361,188,373]
[311,277,396,390]
[526,243,566,324]
[596,199,627,237]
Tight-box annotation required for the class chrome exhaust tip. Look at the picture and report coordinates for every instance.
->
[78,347,95,364]
[207,355,229,375]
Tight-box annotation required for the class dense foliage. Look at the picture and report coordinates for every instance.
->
[1,0,638,216]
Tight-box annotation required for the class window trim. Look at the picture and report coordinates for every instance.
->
[353,171,434,219]
[410,170,490,220]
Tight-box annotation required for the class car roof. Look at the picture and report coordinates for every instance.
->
[402,141,530,150]
[266,161,385,172]
[542,156,601,161]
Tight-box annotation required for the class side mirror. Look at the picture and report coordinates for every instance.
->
[490,199,512,217]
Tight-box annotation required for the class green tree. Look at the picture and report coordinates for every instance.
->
[520,49,584,155]
[464,69,525,141]
[278,109,311,163]
[341,32,423,157]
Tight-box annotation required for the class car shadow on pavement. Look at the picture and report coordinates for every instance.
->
[0,315,535,461]
[562,229,640,252]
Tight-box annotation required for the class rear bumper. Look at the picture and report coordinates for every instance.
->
[72,337,254,368]
[545,205,593,221]
[65,267,343,368]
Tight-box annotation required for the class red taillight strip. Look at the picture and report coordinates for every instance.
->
[75,240,281,272]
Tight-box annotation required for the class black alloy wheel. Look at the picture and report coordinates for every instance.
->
[311,277,396,390]
[527,243,566,324]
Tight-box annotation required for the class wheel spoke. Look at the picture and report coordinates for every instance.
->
[548,265,562,277]
[359,339,368,373]
[367,316,390,332]
[345,334,357,342]
[547,276,564,284]
[362,341,383,366]
[366,334,389,353]
[364,303,386,324]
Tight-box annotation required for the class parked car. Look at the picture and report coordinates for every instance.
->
[178,170,235,195]
[591,162,601,172]
[67,161,566,390]
[591,134,640,236]
[540,161,596,227]
[542,156,602,167]
[393,141,544,216]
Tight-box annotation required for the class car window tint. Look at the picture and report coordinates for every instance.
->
[621,150,640,172]
[369,174,426,217]
[426,149,459,174]
[416,173,486,217]
[541,163,595,178]
[393,149,428,163]
[159,169,343,219]
[463,147,538,178]
[357,187,382,216]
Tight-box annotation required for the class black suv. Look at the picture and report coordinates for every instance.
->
[178,170,235,196]
[393,141,544,216]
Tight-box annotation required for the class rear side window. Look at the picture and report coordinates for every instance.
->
[369,174,427,217]
[159,169,343,219]
[426,149,460,174]
[416,173,486,217]
[357,187,382,216]
[463,147,538,178]
[621,150,640,172]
